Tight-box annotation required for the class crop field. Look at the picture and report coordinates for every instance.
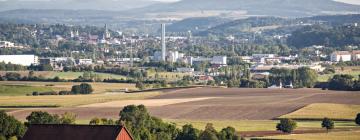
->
[4,87,360,139]
[262,130,360,140]
[165,119,357,132]
[280,103,360,120]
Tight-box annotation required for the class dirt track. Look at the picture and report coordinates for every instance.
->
[8,88,360,121]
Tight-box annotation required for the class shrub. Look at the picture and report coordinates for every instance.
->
[32,92,39,96]
[25,111,61,125]
[59,91,72,95]
[71,85,81,94]
[38,91,58,96]
[321,117,334,132]
[356,113,360,126]
[79,83,93,94]
[276,118,297,133]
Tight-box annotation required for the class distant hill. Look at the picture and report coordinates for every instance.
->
[139,0,360,17]
[200,17,290,35]
[166,17,231,32]
[198,14,360,36]
[0,0,158,12]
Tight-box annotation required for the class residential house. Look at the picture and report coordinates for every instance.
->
[330,51,352,62]
[22,124,133,140]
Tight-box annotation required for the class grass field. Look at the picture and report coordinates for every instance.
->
[0,85,55,96]
[0,92,162,107]
[0,81,136,95]
[262,130,360,140]
[280,103,360,120]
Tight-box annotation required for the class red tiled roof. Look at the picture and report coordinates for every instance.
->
[22,124,132,140]
[332,51,351,55]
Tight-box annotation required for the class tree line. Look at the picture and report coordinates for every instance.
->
[327,74,360,91]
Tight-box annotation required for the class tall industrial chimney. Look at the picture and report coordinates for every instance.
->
[161,23,166,61]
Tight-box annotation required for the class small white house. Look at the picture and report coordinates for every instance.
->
[352,50,360,60]
[330,51,352,62]
[77,59,93,65]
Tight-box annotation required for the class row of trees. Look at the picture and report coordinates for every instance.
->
[328,74,360,91]
[223,67,318,88]
[276,118,334,133]
[0,62,26,71]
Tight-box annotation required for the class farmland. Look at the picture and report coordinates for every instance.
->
[3,87,360,139]
[280,103,360,120]
[262,130,360,140]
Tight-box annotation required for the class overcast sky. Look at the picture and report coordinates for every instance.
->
[0,0,359,5]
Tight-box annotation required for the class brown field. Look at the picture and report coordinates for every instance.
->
[6,87,360,121]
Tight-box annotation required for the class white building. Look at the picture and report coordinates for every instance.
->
[211,56,227,65]
[352,50,360,60]
[330,51,352,62]
[77,59,93,65]
[0,55,38,66]
[168,51,179,63]
[176,67,194,73]
[0,41,15,48]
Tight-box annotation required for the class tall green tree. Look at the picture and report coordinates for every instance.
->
[0,111,26,139]
[176,124,200,140]
[218,126,240,140]
[199,123,218,140]
[25,111,61,125]
[119,105,179,140]
[276,118,297,133]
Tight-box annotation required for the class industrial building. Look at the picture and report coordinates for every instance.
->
[0,55,38,66]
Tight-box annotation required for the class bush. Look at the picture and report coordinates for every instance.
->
[79,83,93,94]
[321,117,334,132]
[38,91,58,96]
[59,91,72,95]
[276,118,297,133]
[32,92,39,96]
[26,111,61,125]
[71,85,81,94]
[356,113,360,126]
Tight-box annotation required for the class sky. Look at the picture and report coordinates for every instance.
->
[0,0,359,5]
[334,0,360,5]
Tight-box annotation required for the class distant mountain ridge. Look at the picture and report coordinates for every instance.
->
[0,0,158,11]
[138,0,360,17]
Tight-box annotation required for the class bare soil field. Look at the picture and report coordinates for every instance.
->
[7,87,360,121]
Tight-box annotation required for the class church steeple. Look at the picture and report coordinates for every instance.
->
[104,24,111,39]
